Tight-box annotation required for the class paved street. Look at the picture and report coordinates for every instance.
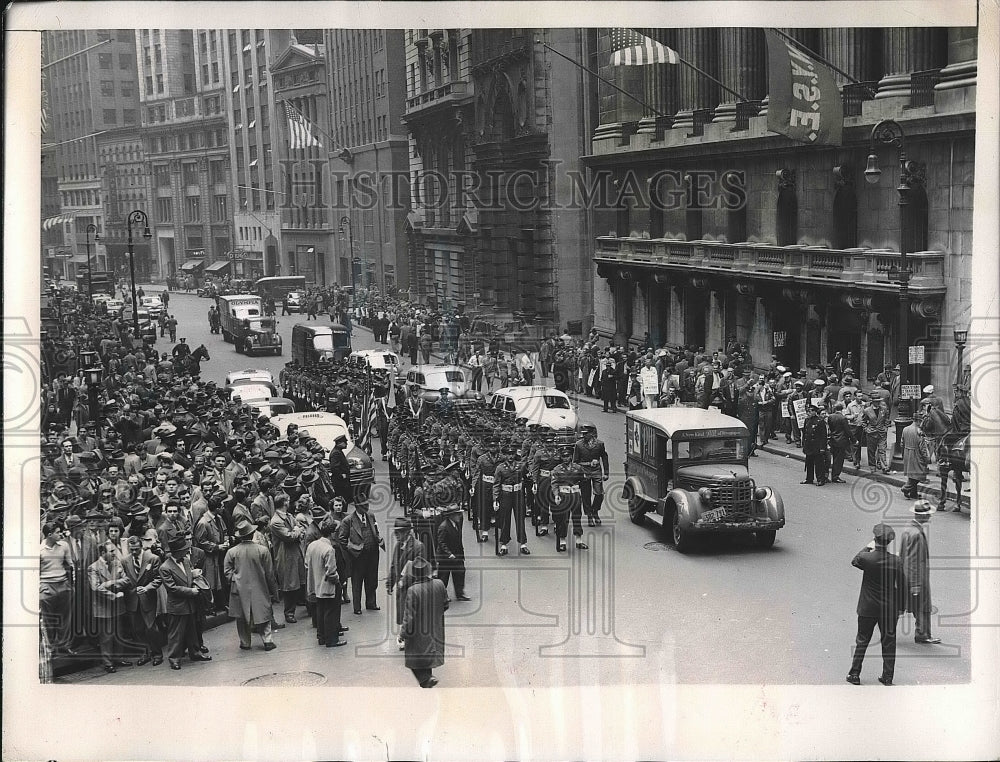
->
[57,288,973,688]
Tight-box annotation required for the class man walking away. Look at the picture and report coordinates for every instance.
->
[899,500,941,644]
[224,519,279,651]
[847,523,907,685]
[401,557,449,688]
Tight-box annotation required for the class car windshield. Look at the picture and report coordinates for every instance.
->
[231,382,274,401]
[429,370,465,384]
[312,333,335,351]
[542,395,571,409]
[303,422,350,451]
[675,438,745,461]
[248,318,274,331]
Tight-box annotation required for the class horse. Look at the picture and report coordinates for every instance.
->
[180,344,210,376]
[936,426,971,511]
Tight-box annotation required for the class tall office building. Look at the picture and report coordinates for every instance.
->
[137,29,232,281]
[587,27,976,404]
[41,29,141,280]
[403,28,592,327]
[222,28,290,280]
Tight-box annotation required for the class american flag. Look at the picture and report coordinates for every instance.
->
[283,101,321,150]
[610,29,679,66]
[356,373,375,455]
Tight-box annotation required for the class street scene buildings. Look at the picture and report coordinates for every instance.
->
[34,25,980,708]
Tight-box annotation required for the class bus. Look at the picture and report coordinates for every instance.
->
[255,275,306,304]
[76,269,114,296]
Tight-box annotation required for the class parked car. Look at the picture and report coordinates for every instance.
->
[245,396,296,418]
[270,411,375,500]
[141,295,164,319]
[403,364,476,403]
[622,408,785,552]
[488,385,578,443]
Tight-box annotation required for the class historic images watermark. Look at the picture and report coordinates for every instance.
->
[277,160,748,216]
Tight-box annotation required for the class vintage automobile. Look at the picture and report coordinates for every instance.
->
[403,364,478,403]
[622,408,785,552]
[245,396,296,418]
[348,349,402,378]
[291,323,352,364]
[286,291,305,313]
[270,411,375,499]
[488,385,578,444]
[141,294,165,319]
[224,368,279,401]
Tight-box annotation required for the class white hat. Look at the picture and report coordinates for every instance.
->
[782,371,792,378]
[776,365,787,373]
[923,385,935,394]
[813,379,826,386]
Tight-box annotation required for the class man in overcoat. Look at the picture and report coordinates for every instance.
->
[436,505,471,602]
[158,534,212,670]
[268,492,306,623]
[224,519,279,651]
[304,517,346,648]
[337,498,384,614]
[800,406,829,486]
[388,517,426,647]
[847,523,907,685]
[88,541,132,673]
[900,418,928,499]
[899,500,941,644]
[401,557,449,688]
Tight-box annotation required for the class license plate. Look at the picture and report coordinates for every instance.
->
[703,507,727,522]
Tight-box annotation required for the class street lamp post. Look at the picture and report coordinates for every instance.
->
[340,216,356,303]
[84,223,99,300]
[865,119,915,462]
[953,327,968,389]
[84,364,103,439]
[126,209,152,339]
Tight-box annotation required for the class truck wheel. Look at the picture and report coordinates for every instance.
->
[755,530,776,548]
[671,510,693,553]
[627,493,646,525]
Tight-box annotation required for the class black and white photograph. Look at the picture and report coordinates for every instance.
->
[4,2,999,760]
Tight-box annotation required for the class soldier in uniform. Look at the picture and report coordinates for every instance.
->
[574,423,610,526]
[493,445,530,556]
[550,445,587,552]
[528,428,560,537]
[470,439,500,543]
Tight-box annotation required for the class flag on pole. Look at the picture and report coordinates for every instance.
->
[41,35,50,135]
[283,101,322,150]
[356,372,375,455]
[609,29,679,66]
[764,29,844,146]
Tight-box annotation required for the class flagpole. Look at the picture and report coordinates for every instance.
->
[770,28,877,97]
[535,39,668,118]
[673,55,751,103]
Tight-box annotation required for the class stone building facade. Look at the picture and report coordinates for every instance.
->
[403,28,592,328]
[588,27,976,406]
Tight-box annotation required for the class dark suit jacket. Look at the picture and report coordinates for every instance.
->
[436,514,466,560]
[328,448,352,501]
[158,556,200,615]
[852,547,907,619]
[826,412,852,448]
[801,417,829,455]
[336,511,382,559]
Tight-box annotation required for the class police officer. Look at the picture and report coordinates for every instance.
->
[550,446,587,552]
[471,439,500,543]
[574,423,610,526]
[493,445,529,556]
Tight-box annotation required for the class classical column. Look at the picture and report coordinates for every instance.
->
[713,28,766,123]
[669,285,684,344]
[672,29,720,130]
[638,29,679,135]
[935,26,978,91]
[876,28,948,100]
[706,289,725,351]
[818,28,880,86]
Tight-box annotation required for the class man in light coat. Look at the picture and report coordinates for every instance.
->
[88,541,132,673]
[224,519,279,651]
[268,493,306,624]
[898,500,941,644]
[900,418,928,499]
[401,557,449,688]
[304,516,346,648]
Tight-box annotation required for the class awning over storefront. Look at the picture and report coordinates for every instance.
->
[180,259,205,272]
[42,214,74,231]
[204,260,232,274]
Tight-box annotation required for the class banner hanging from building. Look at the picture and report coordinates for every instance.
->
[764,29,844,147]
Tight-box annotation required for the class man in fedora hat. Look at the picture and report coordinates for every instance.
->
[400,557,449,688]
[159,534,213,669]
[304,516,347,648]
[899,500,941,644]
[337,498,384,615]
[269,492,306,623]
[328,434,353,504]
[435,505,471,602]
[224,519,279,651]
[388,517,426,648]
[846,523,907,686]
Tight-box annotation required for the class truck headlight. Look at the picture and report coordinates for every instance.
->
[698,487,712,503]
[754,487,771,501]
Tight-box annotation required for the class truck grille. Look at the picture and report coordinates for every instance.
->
[710,480,754,521]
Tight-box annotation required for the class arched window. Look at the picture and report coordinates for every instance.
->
[832,185,858,249]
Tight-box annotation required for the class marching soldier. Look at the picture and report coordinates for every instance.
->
[470,439,500,543]
[574,423,610,526]
[493,445,529,557]
[529,428,560,537]
[550,446,587,553]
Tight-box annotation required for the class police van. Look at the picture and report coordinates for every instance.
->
[488,386,578,442]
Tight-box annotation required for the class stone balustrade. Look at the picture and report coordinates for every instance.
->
[594,236,946,293]
[405,80,470,115]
